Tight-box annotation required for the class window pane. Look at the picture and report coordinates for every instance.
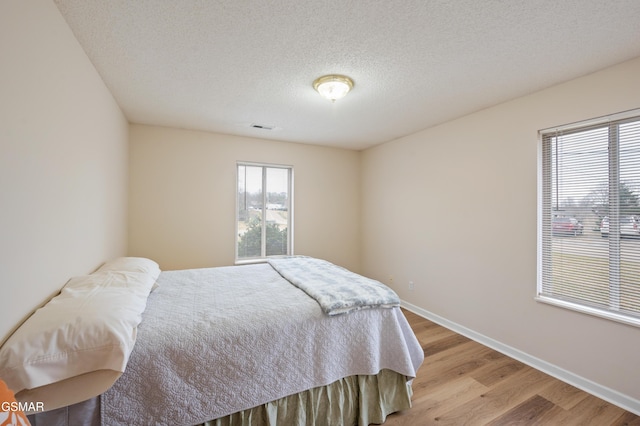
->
[265,168,289,257]
[237,165,263,259]
[545,127,610,308]
[619,121,640,314]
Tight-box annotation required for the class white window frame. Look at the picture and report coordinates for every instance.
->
[537,108,640,327]
[235,161,293,263]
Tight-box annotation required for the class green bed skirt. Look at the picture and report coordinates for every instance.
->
[201,369,413,426]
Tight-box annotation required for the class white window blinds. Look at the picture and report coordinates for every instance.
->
[539,111,640,326]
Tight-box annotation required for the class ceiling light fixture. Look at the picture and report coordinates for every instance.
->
[313,74,354,102]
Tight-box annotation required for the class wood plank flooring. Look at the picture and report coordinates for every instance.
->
[384,309,640,425]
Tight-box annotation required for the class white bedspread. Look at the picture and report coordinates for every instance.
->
[100,263,424,425]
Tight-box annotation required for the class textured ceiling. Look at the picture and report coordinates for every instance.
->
[53,0,640,150]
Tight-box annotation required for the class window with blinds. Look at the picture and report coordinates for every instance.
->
[538,110,640,326]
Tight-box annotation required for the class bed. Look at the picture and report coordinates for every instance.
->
[1,256,424,425]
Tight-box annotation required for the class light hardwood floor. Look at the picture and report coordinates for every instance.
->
[384,309,640,425]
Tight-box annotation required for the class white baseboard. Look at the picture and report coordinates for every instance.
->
[401,300,640,416]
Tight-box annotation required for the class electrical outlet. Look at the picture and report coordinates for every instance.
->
[409,281,414,291]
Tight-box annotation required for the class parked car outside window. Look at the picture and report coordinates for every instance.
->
[600,216,640,238]
[552,217,584,236]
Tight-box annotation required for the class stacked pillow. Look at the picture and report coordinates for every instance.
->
[0,257,160,395]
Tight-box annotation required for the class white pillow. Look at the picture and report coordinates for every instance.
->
[96,257,161,292]
[0,258,160,394]
[97,257,161,276]
[64,270,157,295]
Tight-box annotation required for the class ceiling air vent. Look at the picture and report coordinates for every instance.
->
[250,123,275,130]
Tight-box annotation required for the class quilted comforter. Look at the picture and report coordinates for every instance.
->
[100,261,423,425]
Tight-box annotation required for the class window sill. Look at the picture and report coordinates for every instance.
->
[535,295,640,328]
[234,258,269,266]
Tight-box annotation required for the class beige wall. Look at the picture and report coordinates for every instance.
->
[0,0,128,344]
[361,57,640,406]
[128,124,361,272]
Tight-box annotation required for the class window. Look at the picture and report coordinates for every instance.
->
[539,110,640,326]
[236,162,293,262]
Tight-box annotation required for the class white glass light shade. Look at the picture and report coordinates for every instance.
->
[313,75,354,102]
